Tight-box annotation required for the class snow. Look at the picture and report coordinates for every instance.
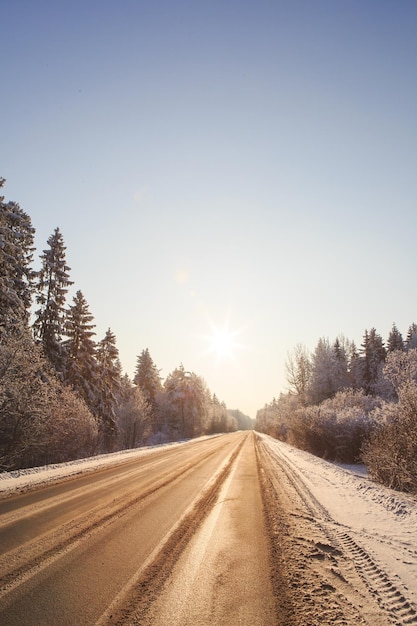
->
[259,433,417,607]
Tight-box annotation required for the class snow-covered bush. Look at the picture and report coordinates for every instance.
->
[0,330,98,470]
[362,381,417,493]
[45,386,98,462]
[288,390,380,462]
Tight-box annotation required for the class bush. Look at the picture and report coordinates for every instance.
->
[362,382,417,493]
[289,390,380,463]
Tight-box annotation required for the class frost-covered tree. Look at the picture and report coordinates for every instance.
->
[95,328,122,451]
[207,393,236,433]
[285,343,311,404]
[332,336,350,391]
[63,290,98,410]
[347,341,363,389]
[0,328,97,470]
[382,348,417,394]
[405,323,417,350]
[308,337,339,405]
[33,228,73,374]
[360,328,386,395]
[387,323,404,353]
[0,178,36,335]
[116,375,151,449]
[163,364,206,438]
[133,348,162,417]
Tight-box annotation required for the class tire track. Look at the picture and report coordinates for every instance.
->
[95,435,246,625]
[335,531,417,625]
[257,435,417,626]
[0,438,236,602]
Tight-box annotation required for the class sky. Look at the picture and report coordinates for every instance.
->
[2,0,417,418]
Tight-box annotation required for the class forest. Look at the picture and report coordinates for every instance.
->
[255,326,417,493]
[0,179,252,471]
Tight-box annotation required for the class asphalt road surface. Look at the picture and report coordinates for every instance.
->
[0,432,277,625]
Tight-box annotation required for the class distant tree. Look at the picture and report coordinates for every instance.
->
[63,290,98,411]
[116,375,151,449]
[95,328,122,451]
[163,364,206,438]
[405,323,417,350]
[285,343,311,404]
[308,337,338,404]
[387,323,404,353]
[33,228,73,374]
[228,408,253,430]
[347,341,363,389]
[332,335,350,391]
[133,348,162,433]
[360,328,386,394]
[0,178,36,335]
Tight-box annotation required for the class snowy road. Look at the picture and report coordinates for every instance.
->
[0,431,416,625]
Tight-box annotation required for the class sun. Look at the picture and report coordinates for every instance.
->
[210,327,235,359]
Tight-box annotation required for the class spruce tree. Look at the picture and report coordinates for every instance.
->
[360,328,386,394]
[406,323,417,350]
[387,323,404,353]
[63,290,98,411]
[133,348,162,428]
[0,178,36,335]
[33,228,73,374]
[95,328,122,451]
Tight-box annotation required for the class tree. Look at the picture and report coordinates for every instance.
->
[285,343,311,403]
[0,327,97,469]
[0,178,36,335]
[406,323,417,350]
[63,290,98,411]
[387,323,404,353]
[163,364,206,438]
[133,348,162,421]
[95,328,122,451]
[116,375,151,449]
[360,328,386,394]
[33,228,73,374]
[308,337,338,405]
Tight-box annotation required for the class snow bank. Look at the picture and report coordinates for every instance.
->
[0,436,216,497]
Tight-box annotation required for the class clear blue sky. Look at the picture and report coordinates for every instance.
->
[3,1,417,417]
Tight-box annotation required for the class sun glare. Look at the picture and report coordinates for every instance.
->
[211,327,235,358]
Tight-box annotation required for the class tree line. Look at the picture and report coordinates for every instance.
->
[255,325,417,494]
[0,179,252,471]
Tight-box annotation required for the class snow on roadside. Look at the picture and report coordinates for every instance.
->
[0,436,216,498]
[259,433,417,604]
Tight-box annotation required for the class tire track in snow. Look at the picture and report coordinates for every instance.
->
[258,435,417,626]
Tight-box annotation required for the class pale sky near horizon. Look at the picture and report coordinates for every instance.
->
[2,1,417,418]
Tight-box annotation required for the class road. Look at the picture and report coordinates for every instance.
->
[1,431,416,626]
[0,432,276,625]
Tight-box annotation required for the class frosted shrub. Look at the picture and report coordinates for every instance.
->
[362,382,417,493]
[45,387,98,462]
[290,390,380,462]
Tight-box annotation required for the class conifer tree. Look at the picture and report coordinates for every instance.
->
[95,328,122,451]
[133,348,162,432]
[63,290,98,411]
[0,178,36,335]
[33,228,73,374]
[406,323,417,350]
[360,328,386,394]
[387,323,404,353]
